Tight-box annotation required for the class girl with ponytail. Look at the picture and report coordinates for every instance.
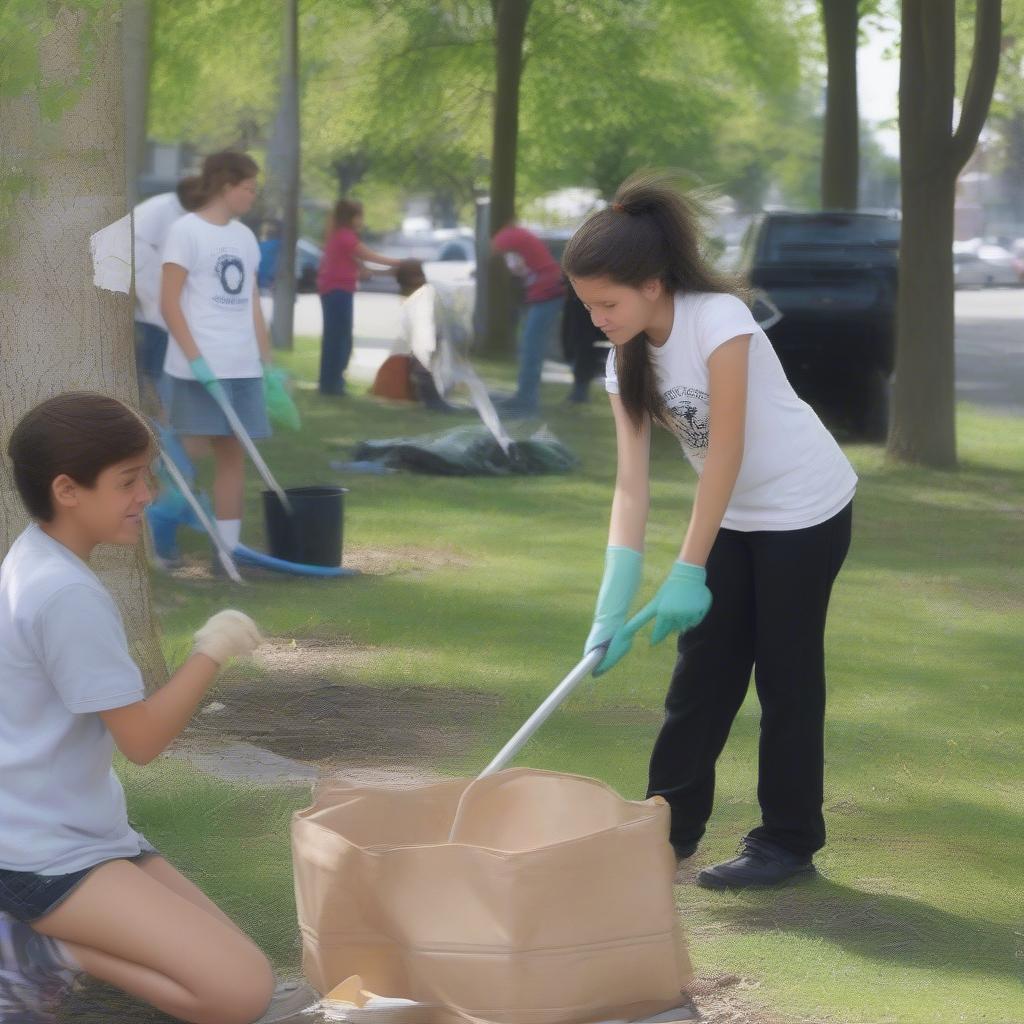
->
[564,172,857,890]
[160,150,270,561]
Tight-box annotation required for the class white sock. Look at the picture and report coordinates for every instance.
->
[216,519,242,550]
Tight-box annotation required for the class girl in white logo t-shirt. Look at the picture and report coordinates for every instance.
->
[564,172,857,891]
[161,151,271,558]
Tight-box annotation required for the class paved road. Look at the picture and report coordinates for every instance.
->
[276,291,574,386]
[274,288,1023,411]
[955,287,1024,415]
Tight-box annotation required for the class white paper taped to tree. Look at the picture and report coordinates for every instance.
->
[90,214,132,293]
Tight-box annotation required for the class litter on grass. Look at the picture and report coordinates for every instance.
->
[345,424,577,476]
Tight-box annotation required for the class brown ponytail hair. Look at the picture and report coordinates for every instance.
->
[562,171,741,431]
[325,198,364,242]
[183,150,259,209]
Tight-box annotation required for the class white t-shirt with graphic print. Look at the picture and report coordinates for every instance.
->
[161,212,262,381]
[605,291,857,531]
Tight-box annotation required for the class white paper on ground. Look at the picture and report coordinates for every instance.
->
[319,975,435,1023]
[89,214,132,294]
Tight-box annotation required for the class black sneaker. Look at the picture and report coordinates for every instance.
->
[696,837,815,890]
[672,839,698,861]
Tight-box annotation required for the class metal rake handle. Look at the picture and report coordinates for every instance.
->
[478,644,607,779]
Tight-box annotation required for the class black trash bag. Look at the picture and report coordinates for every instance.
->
[352,424,577,476]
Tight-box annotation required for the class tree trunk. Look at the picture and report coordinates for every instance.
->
[1002,112,1024,224]
[0,2,167,691]
[888,0,1002,468]
[267,0,300,351]
[122,0,151,208]
[481,0,531,358]
[820,0,859,209]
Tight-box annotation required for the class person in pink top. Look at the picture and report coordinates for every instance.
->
[317,199,400,396]
[492,222,566,416]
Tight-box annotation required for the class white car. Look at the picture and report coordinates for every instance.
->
[953,244,1021,288]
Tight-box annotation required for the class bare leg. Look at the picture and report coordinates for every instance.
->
[30,860,273,1024]
[182,436,211,462]
[210,435,246,521]
[134,855,251,940]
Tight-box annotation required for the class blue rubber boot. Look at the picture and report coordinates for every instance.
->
[146,498,184,564]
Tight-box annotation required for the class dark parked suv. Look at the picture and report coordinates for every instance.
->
[739,211,900,440]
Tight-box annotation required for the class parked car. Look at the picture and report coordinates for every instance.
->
[296,238,321,293]
[739,210,900,440]
[952,242,1020,288]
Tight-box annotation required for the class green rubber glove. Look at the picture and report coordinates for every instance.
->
[585,546,643,676]
[262,365,301,431]
[623,561,712,647]
[189,356,222,395]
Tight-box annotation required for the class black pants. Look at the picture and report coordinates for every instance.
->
[646,501,853,858]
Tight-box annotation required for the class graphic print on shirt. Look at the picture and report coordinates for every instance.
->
[662,385,710,460]
[213,250,248,306]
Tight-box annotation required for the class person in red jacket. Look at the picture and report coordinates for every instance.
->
[491,222,566,416]
[317,200,400,396]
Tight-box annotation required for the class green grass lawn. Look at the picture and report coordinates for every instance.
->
[124,334,1023,1023]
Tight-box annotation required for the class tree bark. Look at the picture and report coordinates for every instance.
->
[889,0,1002,468]
[820,0,859,209]
[1002,112,1024,224]
[481,0,531,358]
[121,0,151,208]
[0,2,167,691]
[267,0,300,351]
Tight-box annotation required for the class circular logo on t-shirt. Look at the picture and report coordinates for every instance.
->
[215,254,246,295]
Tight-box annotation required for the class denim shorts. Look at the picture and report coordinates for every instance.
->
[0,841,159,924]
[167,376,271,439]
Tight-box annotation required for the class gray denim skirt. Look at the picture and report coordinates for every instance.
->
[167,376,271,439]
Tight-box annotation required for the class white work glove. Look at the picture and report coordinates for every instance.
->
[192,609,262,665]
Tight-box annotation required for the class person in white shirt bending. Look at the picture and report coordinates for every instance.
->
[160,151,272,558]
[132,178,203,415]
[566,172,857,891]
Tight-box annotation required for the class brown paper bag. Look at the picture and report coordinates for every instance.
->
[292,768,693,1024]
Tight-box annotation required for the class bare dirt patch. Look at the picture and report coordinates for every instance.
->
[159,542,472,584]
[684,974,799,1024]
[176,676,500,776]
[343,543,473,576]
[252,634,379,676]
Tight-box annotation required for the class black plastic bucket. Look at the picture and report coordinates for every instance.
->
[262,486,348,568]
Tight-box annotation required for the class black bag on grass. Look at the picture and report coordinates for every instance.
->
[352,424,577,476]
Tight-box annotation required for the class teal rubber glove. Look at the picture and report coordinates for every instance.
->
[585,546,643,676]
[189,356,222,396]
[623,561,712,646]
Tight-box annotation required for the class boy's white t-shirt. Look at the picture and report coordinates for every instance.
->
[606,291,857,531]
[391,284,439,368]
[161,212,262,380]
[0,524,149,874]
